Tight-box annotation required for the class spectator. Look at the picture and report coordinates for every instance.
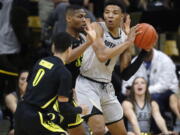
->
[0,0,21,93]
[89,0,104,20]
[5,70,29,135]
[123,0,148,12]
[123,77,172,135]
[123,48,180,132]
[38,0,54,27]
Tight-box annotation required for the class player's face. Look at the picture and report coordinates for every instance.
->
[104,5,123,29]
[133,78,147,96]
[18,71,29,96]
[71,9,86,33]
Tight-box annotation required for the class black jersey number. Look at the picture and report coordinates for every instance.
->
[33,68,45,86]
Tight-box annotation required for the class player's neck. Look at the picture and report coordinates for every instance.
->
[66,28,79,39]
[54,53,66,64]
[108,27,120,38]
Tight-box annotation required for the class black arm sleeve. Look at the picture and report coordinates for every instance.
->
[59,102,82,115]
[120,49,148,81]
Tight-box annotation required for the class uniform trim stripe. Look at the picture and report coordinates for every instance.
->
[39,59,54,69]
[68,114,84,127]
[38,112,66,133]
[41,96,57,109]
[68,101,84,127]
[0,69,18,76]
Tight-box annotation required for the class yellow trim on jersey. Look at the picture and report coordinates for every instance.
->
[59,114,64,123]
[0,69,18,76]
[68,114,83,127]
[41,96,57,109]
[38,112,65,133]
[53,100,60,112]
[68,100,83,127]
[39,59,54,69]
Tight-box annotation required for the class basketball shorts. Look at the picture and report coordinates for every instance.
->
[75,75,123,125]
[15,101,67,135]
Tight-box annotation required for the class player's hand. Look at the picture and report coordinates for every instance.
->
[79,104,89,115]
[85,19,97,44]
[127,24,141,44]
[123,14,131,35]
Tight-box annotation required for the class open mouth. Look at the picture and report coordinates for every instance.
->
[107,20,114,25]
[137,88,143,91]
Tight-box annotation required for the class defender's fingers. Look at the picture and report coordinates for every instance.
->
[85,18,91,30]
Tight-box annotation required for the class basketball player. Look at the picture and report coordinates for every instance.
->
[64,5,97,135]
[75,0,143,135]
[14,32,93,135]
[65,5,95,88]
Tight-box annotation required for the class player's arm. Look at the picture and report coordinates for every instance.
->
[58,96,83,115]
[91,22,139,62]
[119,47,132,72]
[119,14,132,72]
[66,41,91,63]
[151,101,169,134]
[66,19,97,63]
[122,101,141,135]
[57,70,88,115]
[58,96,88,115]
[120,49,149,81]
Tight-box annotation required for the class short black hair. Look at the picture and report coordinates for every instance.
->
[53,32,72,53]
[65,4,83,17]
[104,0,126,13]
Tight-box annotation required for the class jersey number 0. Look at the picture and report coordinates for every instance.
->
[33,68,45,86]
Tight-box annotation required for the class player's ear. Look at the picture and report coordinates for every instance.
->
[66,15,71,24]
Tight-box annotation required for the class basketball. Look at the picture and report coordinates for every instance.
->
[134,23,158,50]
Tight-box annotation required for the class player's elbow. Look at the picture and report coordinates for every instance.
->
[97,54,108,62]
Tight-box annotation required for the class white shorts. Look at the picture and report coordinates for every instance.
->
[75,75,123,124]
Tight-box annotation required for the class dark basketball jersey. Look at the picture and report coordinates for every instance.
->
[24,56,72,111]
[66,34,85,87]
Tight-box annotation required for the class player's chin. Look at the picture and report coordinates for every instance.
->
[79,27,86,33]
[106,23,115,29]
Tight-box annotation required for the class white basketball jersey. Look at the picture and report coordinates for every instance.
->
[80,22,127,82]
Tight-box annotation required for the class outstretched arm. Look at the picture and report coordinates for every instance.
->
[66,41,91,63]
[91,23,139,62]
[121,49,148,81]
[151,101,169,134]
[122,101,141,135]
[66,19,97,63]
